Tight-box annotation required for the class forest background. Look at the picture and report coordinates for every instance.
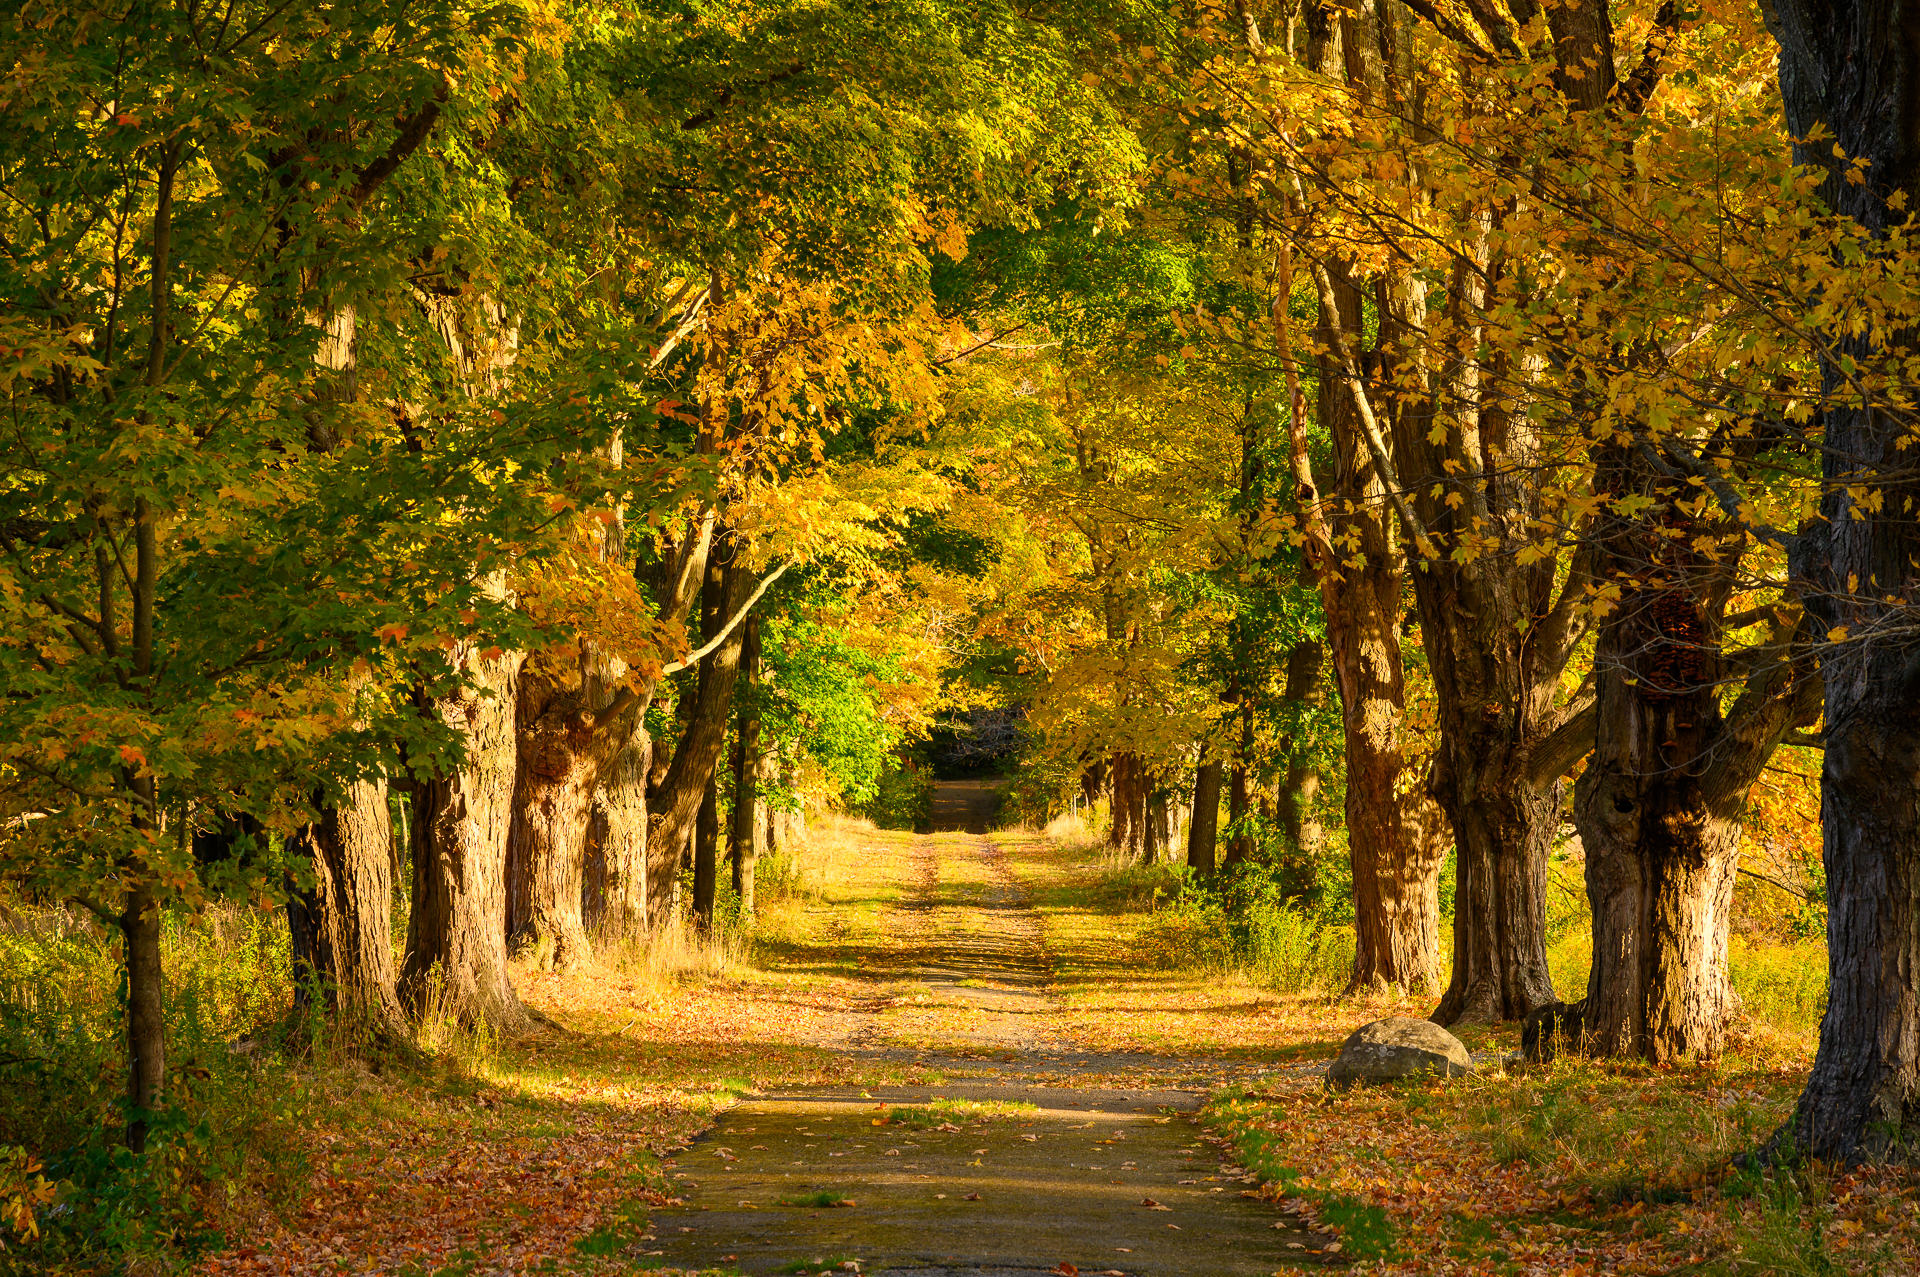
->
[2,0,1918,1271]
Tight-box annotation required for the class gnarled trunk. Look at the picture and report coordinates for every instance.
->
[1574,445,1819,1061]
[1767,0,1920,1167]
[402,642,531,1033]
[288,778,406,1034]
[511,659,640,970]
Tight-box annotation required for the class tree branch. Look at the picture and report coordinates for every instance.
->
[661,561,790,675]
[681,63,805,131]
[1303,259,1436,558]
[1527,695,1598,786]
[1613,0,1681,116]
[349,84,449,206]
[1398,0,1497,57]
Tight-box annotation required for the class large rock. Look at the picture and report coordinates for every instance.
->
[1327,1016,1474,1088]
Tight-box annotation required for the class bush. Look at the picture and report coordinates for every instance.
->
[0,903,309,1272]
[1126,861,1353,994]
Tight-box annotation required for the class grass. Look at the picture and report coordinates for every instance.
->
[874,1099,1038,1128]
[771,1257,859,1274]
[775,1190,856,1208]
[0,809,1874,1275]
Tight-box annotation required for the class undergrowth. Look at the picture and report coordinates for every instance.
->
[0,904,314,1273]
[1096,859,1356,994]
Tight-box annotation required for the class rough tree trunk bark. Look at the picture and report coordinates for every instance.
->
[1188,761,1222,872]
[1312,288,1449,995]
[122,880,164,1153]
[1765,0,1920,1166]
[1107,752,1146,859]
[512,653,638,970]
[1572,446,1821,1061]
[730,616,763,917]
[596,722,651,937]
[402,641,532,1033]
[287,778,406,1034]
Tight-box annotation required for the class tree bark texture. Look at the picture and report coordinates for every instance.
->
[1766,0,1920,1161]
[287,778,406,1035]
[1106,751,1147,859]
[122,880,164,1153]
[1291,255,1449,996]
[730,616,763,916]
[402,641,531,1033]
[1188,761,1223,872]
[508,647,640,970]
[1574,449,1821,1061]
[595,721,652,935]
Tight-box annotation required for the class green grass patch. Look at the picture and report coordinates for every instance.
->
[772,1257,860,1275]
[776,1189,857,1208]
[1204,1092,1394,1262]
[872,1098,1038,1128]
[571,1197,654,1258]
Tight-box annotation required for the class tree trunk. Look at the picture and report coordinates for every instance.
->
[122,880,164,1154]
[1765,0,1920,1167]
[693,776,720,926]
[1274,638,1327,903]
[730,616,763,917]
[510,635,646,971]
[1107,752,1146,858]
[597,722,652,936]
[647,550,755,921]
[1224,761,1251,868]
[1315,304,1448,995]
[1188,761,1222,872]
[402,641,531,1033]
[287,778,407,1034]
[1144,785,1170,865]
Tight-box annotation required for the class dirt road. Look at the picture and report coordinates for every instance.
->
[927,779,1006,834]
[643,830,1326,1276]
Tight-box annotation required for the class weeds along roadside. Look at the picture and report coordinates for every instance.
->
[1033,815,1878,1270]
[0,847,812,1276]
[0,902,324,1272]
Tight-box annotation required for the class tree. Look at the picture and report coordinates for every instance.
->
[1766,0,1920,1162]
[0,0,530,1135]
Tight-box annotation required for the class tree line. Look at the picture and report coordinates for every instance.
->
[1,0,1917,1175]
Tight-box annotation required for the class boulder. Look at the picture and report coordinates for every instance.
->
[1327,1016,1474,1088]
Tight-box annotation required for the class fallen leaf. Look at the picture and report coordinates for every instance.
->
[1140,1198,1171,1211]
[1054,1264,1079,1276]
[965,1192,982,1201]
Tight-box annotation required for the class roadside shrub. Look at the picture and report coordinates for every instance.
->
[1126,861,1353,994]
[0,903,308,1273]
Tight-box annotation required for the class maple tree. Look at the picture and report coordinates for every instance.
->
[15,11,1920,1267]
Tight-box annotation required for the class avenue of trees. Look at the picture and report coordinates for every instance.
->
[3,0,1919,1178]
